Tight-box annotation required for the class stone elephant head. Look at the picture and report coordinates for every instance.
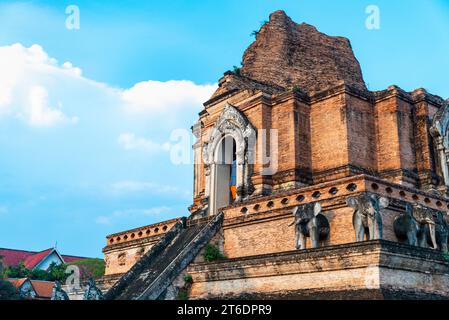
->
[290,202,330,250]
[346,194,389,242]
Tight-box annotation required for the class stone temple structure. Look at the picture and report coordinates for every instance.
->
[99,11,449,299]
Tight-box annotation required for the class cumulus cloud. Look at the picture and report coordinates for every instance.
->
[0,42,210,231]
[62,62,82,76]
[122,80,216,114]
[118,133,171,153]
[0,43,82,126]
[0,43,217,129]
[26,86,78,127]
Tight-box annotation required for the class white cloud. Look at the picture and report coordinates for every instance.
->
[96,206,172,225]
[0,43,82,126]
[118,133,171,153]
[62,62,82,76]
[122,80,216,114]
[25,85,78,127]
[0,43,217,129]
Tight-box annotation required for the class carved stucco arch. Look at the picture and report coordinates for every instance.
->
[203,103,256,215]
[431,100,449,190]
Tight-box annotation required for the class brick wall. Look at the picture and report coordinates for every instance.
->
[310,93,348,176]
[104,242,156,275]
[188,241,449,299]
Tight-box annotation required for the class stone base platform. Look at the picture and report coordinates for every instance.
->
[187,240,449,300]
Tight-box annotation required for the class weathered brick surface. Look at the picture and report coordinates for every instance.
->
[224,213,295,258]
[188,241,449,300]
[346,94,377,171]
[240,10,367,94]
[104,244,155,276]
[310,93,348,175]
[271,97,298,185]
[103,218,180,276]
[375,96,401,173]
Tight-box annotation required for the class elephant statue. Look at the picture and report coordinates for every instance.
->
[394,203,438,249]
[346,194,389,242]
[393,203,423,246]
[289,202,330,250]
[435,212,449,253]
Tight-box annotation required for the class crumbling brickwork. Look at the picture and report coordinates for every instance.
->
[241,10,367,94]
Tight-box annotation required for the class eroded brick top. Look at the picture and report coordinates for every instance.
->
[240,10,367,94]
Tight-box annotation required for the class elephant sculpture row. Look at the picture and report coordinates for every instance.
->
[290,194,388,250]
[291,192,449,253]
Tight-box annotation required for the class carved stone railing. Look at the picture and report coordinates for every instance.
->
[104,217,181,249]
[104,219,185,300]
[137,212,224,300]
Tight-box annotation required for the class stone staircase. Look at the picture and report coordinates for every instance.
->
[104,213,224,300]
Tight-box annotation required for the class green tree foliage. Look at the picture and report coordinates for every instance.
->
[0,256,21,300]
[2,258,105,285]
[3,262,30,279]
[202,244,226,263]
[29,262,68,282]
[4,262,70,282]
[183,274,193,283]
[0,279,21,300]
[48,262,69,282]
[250,30,259,38]
[177,290,189,300]
[68,258,105,280]
[30,269,50,281]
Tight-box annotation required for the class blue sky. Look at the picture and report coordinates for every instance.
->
[0,0,448,258]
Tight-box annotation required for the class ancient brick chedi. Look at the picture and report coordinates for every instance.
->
[101,11,449,300]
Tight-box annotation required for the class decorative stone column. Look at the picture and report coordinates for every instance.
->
[430,101,449,194]
[192,121,203,198]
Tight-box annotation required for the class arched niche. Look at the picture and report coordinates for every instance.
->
[203,103,256,215]
[213,135,237,212]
